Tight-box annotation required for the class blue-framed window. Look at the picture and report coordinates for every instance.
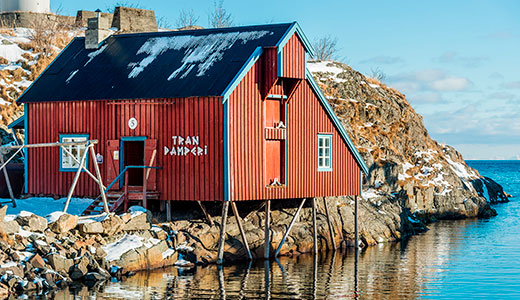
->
[60,134,89,172]
[317,134,332,171]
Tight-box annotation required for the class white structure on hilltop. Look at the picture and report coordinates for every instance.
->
[0,0,50,13]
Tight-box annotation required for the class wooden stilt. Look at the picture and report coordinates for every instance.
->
[61,145,101,185]
[0,147,23,170]
[244,200,266,222]
[159,200,165,212]
[217,265,226,299]
[63,145,89,213]
[166,200,172,222]
[0,152,16,208]
[354,195,359,248]
[323,197,336,250]
[264,259,271,299]
[264,199,271,260]
[198,201,214,226]
[123,172,129,212]
[217,201,230,264]
[231,201,252,260]
[274,198,306,257]
[142,168,147,209]
[312,198,318,254]
[89,146,109,213]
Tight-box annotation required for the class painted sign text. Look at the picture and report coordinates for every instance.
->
[164,136,208,156]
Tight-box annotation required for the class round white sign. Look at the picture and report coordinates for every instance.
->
[128,117,138,130]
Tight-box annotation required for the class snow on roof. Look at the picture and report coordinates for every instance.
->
[18,23,295,103]
[128,31,270,80]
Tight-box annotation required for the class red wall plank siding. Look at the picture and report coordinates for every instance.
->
[26,97,224,201]
[228,51,361,201]
[282,34,305,79]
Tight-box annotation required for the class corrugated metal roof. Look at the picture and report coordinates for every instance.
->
[18,23,294,103]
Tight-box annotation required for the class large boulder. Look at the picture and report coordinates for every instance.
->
[101,214,124,235]
[28,253,47,269]
[46,253,73,273]
[78,221,104,234]
[122,212,151,231]
[0,205,6,234]
[47,212,79,234]
[3,220,18,235]
[15,211,47,232]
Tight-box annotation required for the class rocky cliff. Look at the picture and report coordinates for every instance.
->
[307,60,509,222]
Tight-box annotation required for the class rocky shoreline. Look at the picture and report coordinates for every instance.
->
[0,177,510,298]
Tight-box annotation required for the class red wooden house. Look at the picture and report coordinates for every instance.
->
[15,22,368,214]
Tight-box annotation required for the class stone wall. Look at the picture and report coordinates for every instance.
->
[75,10,113,28]
[112,6,157,33]
[0,11,75,28]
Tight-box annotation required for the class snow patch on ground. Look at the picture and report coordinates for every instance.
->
[362,188,380,200]
[162,248,175,259]
[103,235,145,262]
[176,242,194,252]
[307,61,347,83]
[445,156,478,191]
[445,156,477,179]
[415,149,437,163]
[0,197,93,218]
[398,162,414,181]
[431,173,453,196]
[45,211,66,223]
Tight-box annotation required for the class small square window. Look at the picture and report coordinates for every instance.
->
[317,134,332,171]
[60,135,89,172]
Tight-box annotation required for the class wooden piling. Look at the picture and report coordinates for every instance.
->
[63,145,89,213]
[231,201,252,260]
[90,146,109,213]
[264,199,271,259]
[142,168,147,209]
[354,195,359,248]
[323,197,336,250]
[166,200,172,222]
[217,201,230,264]
[198,201,214,226]
[274,198,306,257]
[312,198,318,254]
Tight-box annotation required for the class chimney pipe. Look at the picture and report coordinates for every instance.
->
[85,16,110,49]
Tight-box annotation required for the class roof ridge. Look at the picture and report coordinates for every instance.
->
[108,22,296,39]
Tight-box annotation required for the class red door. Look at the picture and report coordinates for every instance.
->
[144,139,157,190]
[106,139,120,191]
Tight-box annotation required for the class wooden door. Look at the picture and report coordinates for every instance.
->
[144,139,157,190]
[106,139,120,190]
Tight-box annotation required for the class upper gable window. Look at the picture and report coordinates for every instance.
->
[317,134,332,171]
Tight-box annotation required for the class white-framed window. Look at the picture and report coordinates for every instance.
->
[317,134,332,171]
[60,134,89,172]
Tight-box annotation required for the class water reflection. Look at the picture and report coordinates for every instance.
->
[24,207,520,299]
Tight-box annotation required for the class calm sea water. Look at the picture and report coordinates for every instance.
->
[39,161,520,299]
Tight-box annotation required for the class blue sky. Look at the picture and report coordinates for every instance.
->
[54,0,520,160]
